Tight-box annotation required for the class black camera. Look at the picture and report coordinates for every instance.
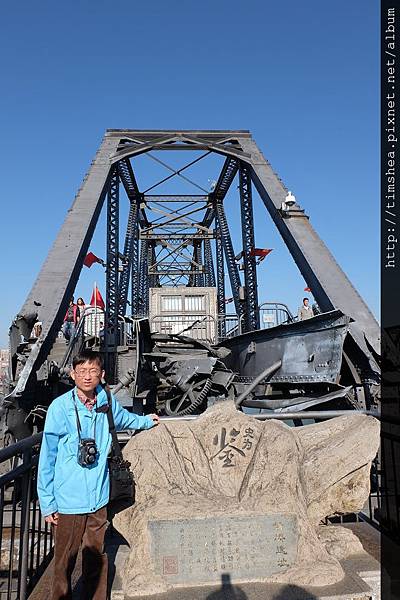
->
[78,438,98,467]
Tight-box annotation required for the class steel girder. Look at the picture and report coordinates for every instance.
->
[118,157,149,229]
[239,162,260,332]
[193,242,205,287]
[131,240,140,317]
[204,239,216,288]
[144,195,208,203]
[215,202,244,321]
[213,157,240,202]
[215,215,226,338]
[105,167,119,381]
[202,156,239,228]
[141,233,214,241]
[110,132,249,164]
[153,267,204,275]
[138,240,149,316]
[118,199,139,317]
[149,244,158,289]
[118,158,140,199]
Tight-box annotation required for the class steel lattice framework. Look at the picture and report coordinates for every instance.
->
[8,130,380,390]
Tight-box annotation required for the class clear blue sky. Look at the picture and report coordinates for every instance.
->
[0,0,379,347]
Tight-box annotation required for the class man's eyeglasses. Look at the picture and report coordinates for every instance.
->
[74,368,101,377]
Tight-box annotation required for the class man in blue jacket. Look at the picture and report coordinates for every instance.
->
[37,349,159,600]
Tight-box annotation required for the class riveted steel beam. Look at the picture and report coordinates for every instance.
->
[239,162,260,332]
[105,166,120,382]
[202,156,239,228]
[118,199,139,317]
[138,240,149,316]
[204,239,216,288]
[215,214,226,338]
[193,242,205,287]
[215,203,243,320]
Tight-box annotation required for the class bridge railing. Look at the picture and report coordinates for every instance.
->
[59,306,101,371]
[258,302,295,328]
[150,314,217,344]
[0,433,53,600]
[368,417,400,538]
[217,314,240,341]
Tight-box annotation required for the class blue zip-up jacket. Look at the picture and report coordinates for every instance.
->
[37,385,154,516]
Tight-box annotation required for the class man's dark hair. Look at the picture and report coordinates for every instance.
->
[72,349,103,370]
[303,297,309,303]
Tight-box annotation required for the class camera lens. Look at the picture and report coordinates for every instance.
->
[88,447,96,455]
[88,455,95,463]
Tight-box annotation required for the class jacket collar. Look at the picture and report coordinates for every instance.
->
[70,385,108,410]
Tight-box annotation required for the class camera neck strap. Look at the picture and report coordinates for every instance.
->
[72,390,96,442]
[72,391,83,442]
[104,385,123,460]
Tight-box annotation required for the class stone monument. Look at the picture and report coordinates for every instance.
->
[113,402,379,597]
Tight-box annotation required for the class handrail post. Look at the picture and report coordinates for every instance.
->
[19,447,32,600]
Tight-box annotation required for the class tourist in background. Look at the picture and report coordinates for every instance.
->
[298,297,314,321]
[76,297,86,322]
[62,297,78,343]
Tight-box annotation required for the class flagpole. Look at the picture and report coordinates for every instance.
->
[94,281,97,336]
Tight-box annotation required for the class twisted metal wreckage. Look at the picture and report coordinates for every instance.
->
[1,130,380,442]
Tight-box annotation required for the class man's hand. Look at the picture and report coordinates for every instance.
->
[149,414,160,426]
[44,512,59,526]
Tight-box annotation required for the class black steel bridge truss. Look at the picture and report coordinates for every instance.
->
[8,130,379,390]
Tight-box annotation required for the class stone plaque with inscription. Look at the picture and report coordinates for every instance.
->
[113,402,380,597]
[148,514,298,584]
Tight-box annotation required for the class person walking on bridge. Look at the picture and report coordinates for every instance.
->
[76,296,86,322]
[298,297,314,321]
[62,297,78,343]
[37,349,160,600]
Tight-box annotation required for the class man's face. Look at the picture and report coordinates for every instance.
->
[70,360,104,394]
[303,299,309,307]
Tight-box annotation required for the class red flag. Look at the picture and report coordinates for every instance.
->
[90,286,105,310]
[304,287,311,292]
[83,252,104,268]
[249,248,273,257]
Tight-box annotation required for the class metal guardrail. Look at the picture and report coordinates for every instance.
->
[148,304,295,345]
[366,420,400,540]
[150,314,217,343]
[217,314,240,340]
[88,302,298,349]
[0,433,53,600]
[258,302,294,328]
